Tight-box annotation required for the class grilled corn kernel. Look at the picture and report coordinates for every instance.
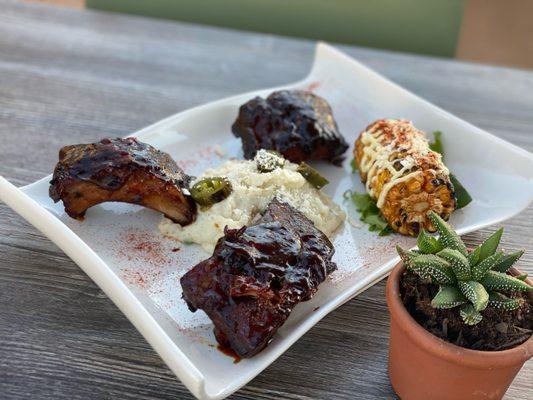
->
[354,119,456,236]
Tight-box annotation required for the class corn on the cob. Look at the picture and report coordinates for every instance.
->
[354,119,456,236]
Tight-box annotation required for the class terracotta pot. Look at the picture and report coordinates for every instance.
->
[386,262,533,400]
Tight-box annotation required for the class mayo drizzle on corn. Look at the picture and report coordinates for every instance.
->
[358,119,449,208]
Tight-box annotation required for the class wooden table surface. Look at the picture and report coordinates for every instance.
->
[1,1,532,399]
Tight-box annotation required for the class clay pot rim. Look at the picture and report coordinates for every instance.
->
[386,260,533,369]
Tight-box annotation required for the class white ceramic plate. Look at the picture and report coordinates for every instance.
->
[1,43,532,400]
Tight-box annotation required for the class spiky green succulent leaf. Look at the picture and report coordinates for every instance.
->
[478,228,503,262]
[411,254,455,285]
[492,250,524,273]
[396,246,419,270]
[437,248,470,281]
[409,214,528,325]
[516,273,528,281]
[431,286,467,309]
[460,304,483,325]
[488,292,523,311]
[427,211,467,256]
[467,246,482,266]
[481,271,533,292]
[471,252,503,281]
[417,229,444,254]
[458,281,489,311]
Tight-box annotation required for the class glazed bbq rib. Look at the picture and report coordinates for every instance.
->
[180,198,337,358]
[232,90,349,165]
[49,137,196,224]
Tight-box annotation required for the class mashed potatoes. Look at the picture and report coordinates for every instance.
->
[159,151,345,252]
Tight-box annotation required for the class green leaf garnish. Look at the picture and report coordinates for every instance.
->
[350,191,375,211]
[450,174,472,209]
[428,131,472,210]
[344,190,392,236]
[429,131,443,154]
[350,158,358,173]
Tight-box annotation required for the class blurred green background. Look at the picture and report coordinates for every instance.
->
[87,0,465,57]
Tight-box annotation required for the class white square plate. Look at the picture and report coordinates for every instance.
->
[1,43,532,400]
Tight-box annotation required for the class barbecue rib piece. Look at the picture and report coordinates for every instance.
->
[180,198,337,358]
[49,137,196,224]
[232,90,348,165]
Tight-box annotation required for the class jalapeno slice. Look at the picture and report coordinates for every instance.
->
[255,149,285,173]
[190,177,232,206]
[297,162,329,189]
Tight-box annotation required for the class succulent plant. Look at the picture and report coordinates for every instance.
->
[397,211,531,325]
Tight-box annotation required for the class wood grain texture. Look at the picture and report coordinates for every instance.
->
[0,1,532,399]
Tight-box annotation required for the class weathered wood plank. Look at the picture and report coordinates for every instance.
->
[0,1,532,399]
